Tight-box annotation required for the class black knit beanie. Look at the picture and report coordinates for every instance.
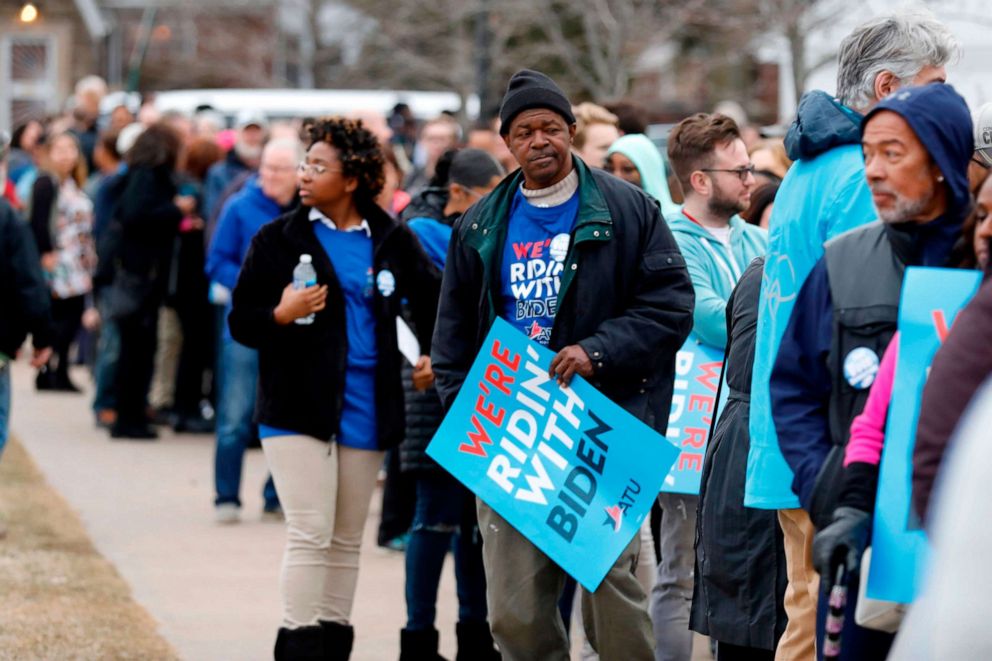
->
[499,69,576,136]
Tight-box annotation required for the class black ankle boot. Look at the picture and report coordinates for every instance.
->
[274,626,324,660]
[455,621,500,661]
[400,628,447,661]
[320,620,354,660]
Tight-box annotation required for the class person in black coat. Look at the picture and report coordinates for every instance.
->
[0,196,54,455]
[690,256,787,660]
[107,123,195,439]
[228,117,440,660]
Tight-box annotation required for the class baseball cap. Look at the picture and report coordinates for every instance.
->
[236,108,269,131]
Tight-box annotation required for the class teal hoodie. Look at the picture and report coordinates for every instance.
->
[669,211,767,349]
[606,134,681,219]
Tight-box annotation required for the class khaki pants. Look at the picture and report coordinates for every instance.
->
[149,306,181,410]
[262,436,384,628]
[477,499,654,661]
[776,508,818,661]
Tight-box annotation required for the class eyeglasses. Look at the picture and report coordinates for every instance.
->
[972,155,991,171]
[699,164,756,182]
[297,162,343,176]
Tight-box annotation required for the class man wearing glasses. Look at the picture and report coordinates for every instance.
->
[651,113,767,661]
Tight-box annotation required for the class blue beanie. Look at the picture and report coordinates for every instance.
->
[863,84,973,213]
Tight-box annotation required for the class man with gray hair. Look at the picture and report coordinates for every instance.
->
[743,9,957,661]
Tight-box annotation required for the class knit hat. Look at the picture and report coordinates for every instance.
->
[864,84,973,213]
[974,102,992,167]
[499,69,576,136]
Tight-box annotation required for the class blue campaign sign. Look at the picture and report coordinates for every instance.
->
[868,267,981,603]
[662,339,726,494]
[427,318,681,592]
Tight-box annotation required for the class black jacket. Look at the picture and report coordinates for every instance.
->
[228,202,441,447]
[432,158,694,431]
[691,257,787,650]
[0,199,54,356]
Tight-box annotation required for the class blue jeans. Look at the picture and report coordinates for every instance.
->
[215,337,277,508]
[0,362,10,458]
[92,307,120,412]
[405,472,488,630]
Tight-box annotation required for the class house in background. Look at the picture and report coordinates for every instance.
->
[0,0,108,130]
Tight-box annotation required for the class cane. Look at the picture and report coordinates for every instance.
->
[822,564,847,660]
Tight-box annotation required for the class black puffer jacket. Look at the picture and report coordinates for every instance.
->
[690,257,787,650]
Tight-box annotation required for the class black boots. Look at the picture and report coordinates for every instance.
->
[273,622,353,660]
[320,621,354,660]
[274,626,323,660]
[399,628,447,661]
[455,621,500,661]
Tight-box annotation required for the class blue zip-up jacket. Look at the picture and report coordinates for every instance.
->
[668,211,767,349]
[745,91,878,509]
[770,84,974,509]
[206,175,287,293]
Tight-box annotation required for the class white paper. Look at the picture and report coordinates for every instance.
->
[396,317,421,366]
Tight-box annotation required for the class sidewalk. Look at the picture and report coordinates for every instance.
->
[8,361,459,660]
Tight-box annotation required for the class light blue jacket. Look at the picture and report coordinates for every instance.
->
[606,134,681,220]
[668,211,767,349]
[745,91,877,509]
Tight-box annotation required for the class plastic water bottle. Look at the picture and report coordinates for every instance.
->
[293,254,318,325]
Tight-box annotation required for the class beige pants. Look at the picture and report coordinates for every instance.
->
[149,306,181,409]
[262,435,385,628]
[776,508,818,661]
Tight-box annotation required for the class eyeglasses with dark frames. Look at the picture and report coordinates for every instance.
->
[699,164,756,182]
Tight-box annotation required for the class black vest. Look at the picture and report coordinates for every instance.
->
[824,222,903,447]
[809,222,902,529]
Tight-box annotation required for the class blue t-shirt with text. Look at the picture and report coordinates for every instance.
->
[500,189,579,345]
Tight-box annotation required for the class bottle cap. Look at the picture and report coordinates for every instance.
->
[300,254,312,264]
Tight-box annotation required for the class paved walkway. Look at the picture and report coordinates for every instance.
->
[9,361,459,660]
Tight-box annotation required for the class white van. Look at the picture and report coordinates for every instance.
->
[151,88,478,125]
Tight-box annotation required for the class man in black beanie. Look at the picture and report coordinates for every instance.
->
[432,69,694,660]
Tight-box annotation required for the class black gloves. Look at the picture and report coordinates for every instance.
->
[813,506,871,593]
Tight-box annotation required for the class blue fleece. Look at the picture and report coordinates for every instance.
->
[500,189,579,345]
[746,91,877,509]
[768,85,974,509]
[206,176,285,292]
[407,217,452,270]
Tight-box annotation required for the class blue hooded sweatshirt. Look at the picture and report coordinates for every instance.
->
[770,84,973,509]
[606,134,681,220]
[745,91,879,509]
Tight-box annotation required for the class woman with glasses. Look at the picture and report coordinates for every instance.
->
[228,116,440,659]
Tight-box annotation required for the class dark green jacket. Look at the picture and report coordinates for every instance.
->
[431,157,694,432]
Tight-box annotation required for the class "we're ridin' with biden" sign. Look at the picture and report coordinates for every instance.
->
[427,318,680,591]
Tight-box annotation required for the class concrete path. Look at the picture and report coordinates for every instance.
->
[9,361,459,660]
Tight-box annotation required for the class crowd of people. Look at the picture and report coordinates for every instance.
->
[2,6,992,661]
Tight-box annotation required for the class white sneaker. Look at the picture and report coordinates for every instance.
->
[215,503,240,524]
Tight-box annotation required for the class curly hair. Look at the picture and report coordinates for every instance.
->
[307,116,385,200]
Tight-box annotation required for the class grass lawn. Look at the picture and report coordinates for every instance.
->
[0,437,178,660]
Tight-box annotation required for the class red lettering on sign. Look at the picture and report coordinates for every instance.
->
[682,427,707,449]
[459,415,493,457]
[475,394,505,427]
[484,363,514,396]
[932,310,950,344]
[491,340,521,372]
[678,453,703,472]
[688,394,714,413]
[695,361,723,393]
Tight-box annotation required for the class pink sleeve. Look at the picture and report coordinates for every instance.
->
[844,334,899,467]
